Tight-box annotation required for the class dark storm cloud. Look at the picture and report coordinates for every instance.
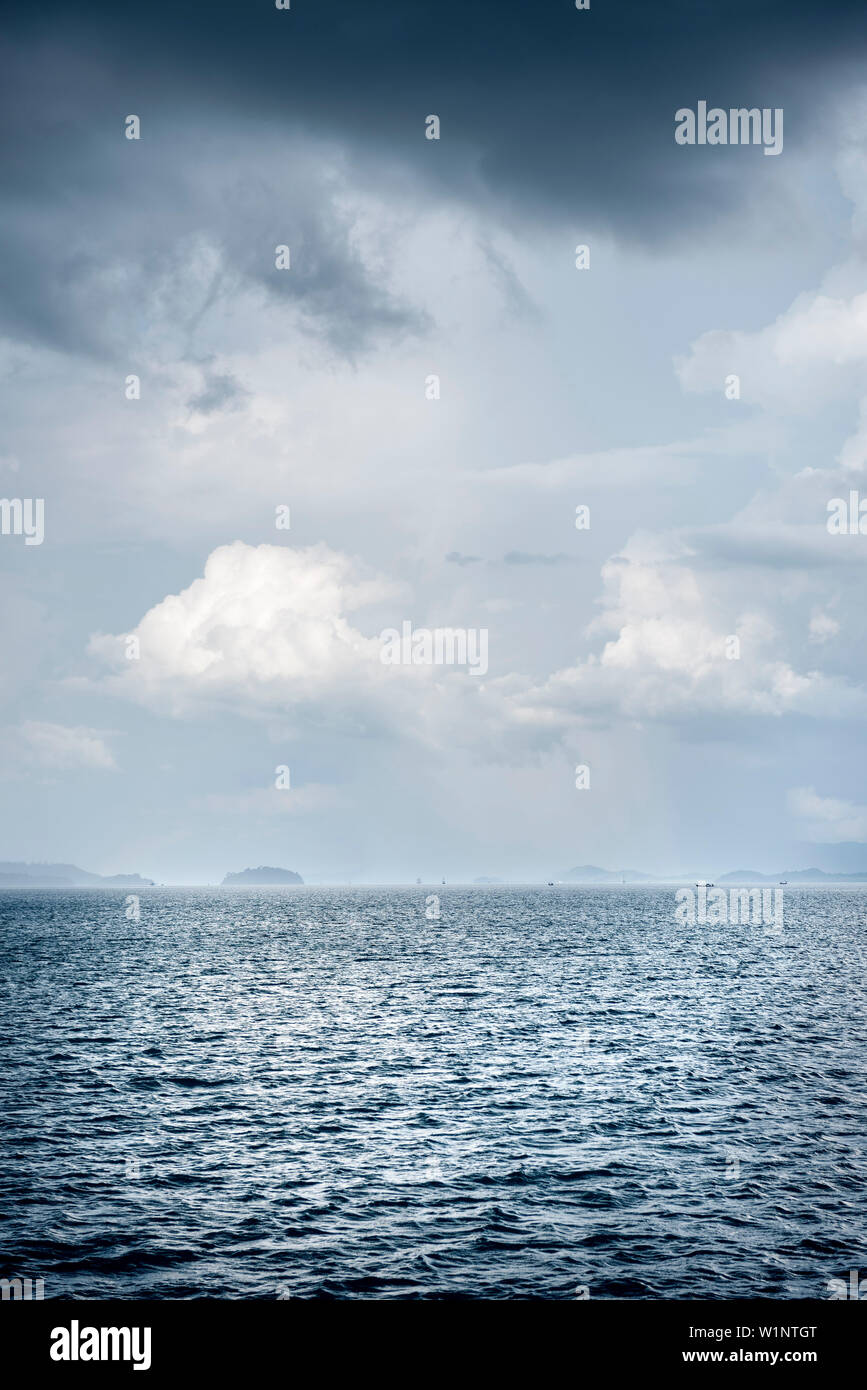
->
[0,100,426,358]
[2,1,866,357]
[6,0,867,232]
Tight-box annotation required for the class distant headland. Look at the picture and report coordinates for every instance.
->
[0,861,154,887]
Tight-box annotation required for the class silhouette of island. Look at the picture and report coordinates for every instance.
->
[562,865,655,883]
[222,866,304,885]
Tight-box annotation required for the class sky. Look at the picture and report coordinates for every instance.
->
[2,1,867,883]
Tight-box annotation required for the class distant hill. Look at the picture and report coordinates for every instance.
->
[558,863,867,886]
[222,866,304,885]
[0,861,153,887]
[563,865,655,883]
[718,868,867,884]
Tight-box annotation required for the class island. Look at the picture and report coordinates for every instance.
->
[562,865,655,883]
[221,866,304,885]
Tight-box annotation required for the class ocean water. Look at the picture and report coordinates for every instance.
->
[1,885,865,1301]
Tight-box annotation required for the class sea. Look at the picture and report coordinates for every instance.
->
[1,885,865,1300]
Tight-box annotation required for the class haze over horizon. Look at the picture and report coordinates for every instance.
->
[6,854,867,889]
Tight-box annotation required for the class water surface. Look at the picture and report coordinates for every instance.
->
[1,886,865,1299]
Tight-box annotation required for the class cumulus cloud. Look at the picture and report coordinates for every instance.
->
[88,540,510,761]
[86,530,867,763]
[507,535,867,726]
[89,541,401,721]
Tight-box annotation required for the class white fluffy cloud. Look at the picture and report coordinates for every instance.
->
[87,541,503,757]
[508,534,866,726]
[89,541,400,720]
[86,530,867,762]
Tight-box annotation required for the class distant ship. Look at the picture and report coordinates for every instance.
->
[695,881,714,888]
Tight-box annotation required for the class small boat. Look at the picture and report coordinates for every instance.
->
[695,881,714,888]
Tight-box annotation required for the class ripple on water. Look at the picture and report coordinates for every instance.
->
[1,885,866,1299]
